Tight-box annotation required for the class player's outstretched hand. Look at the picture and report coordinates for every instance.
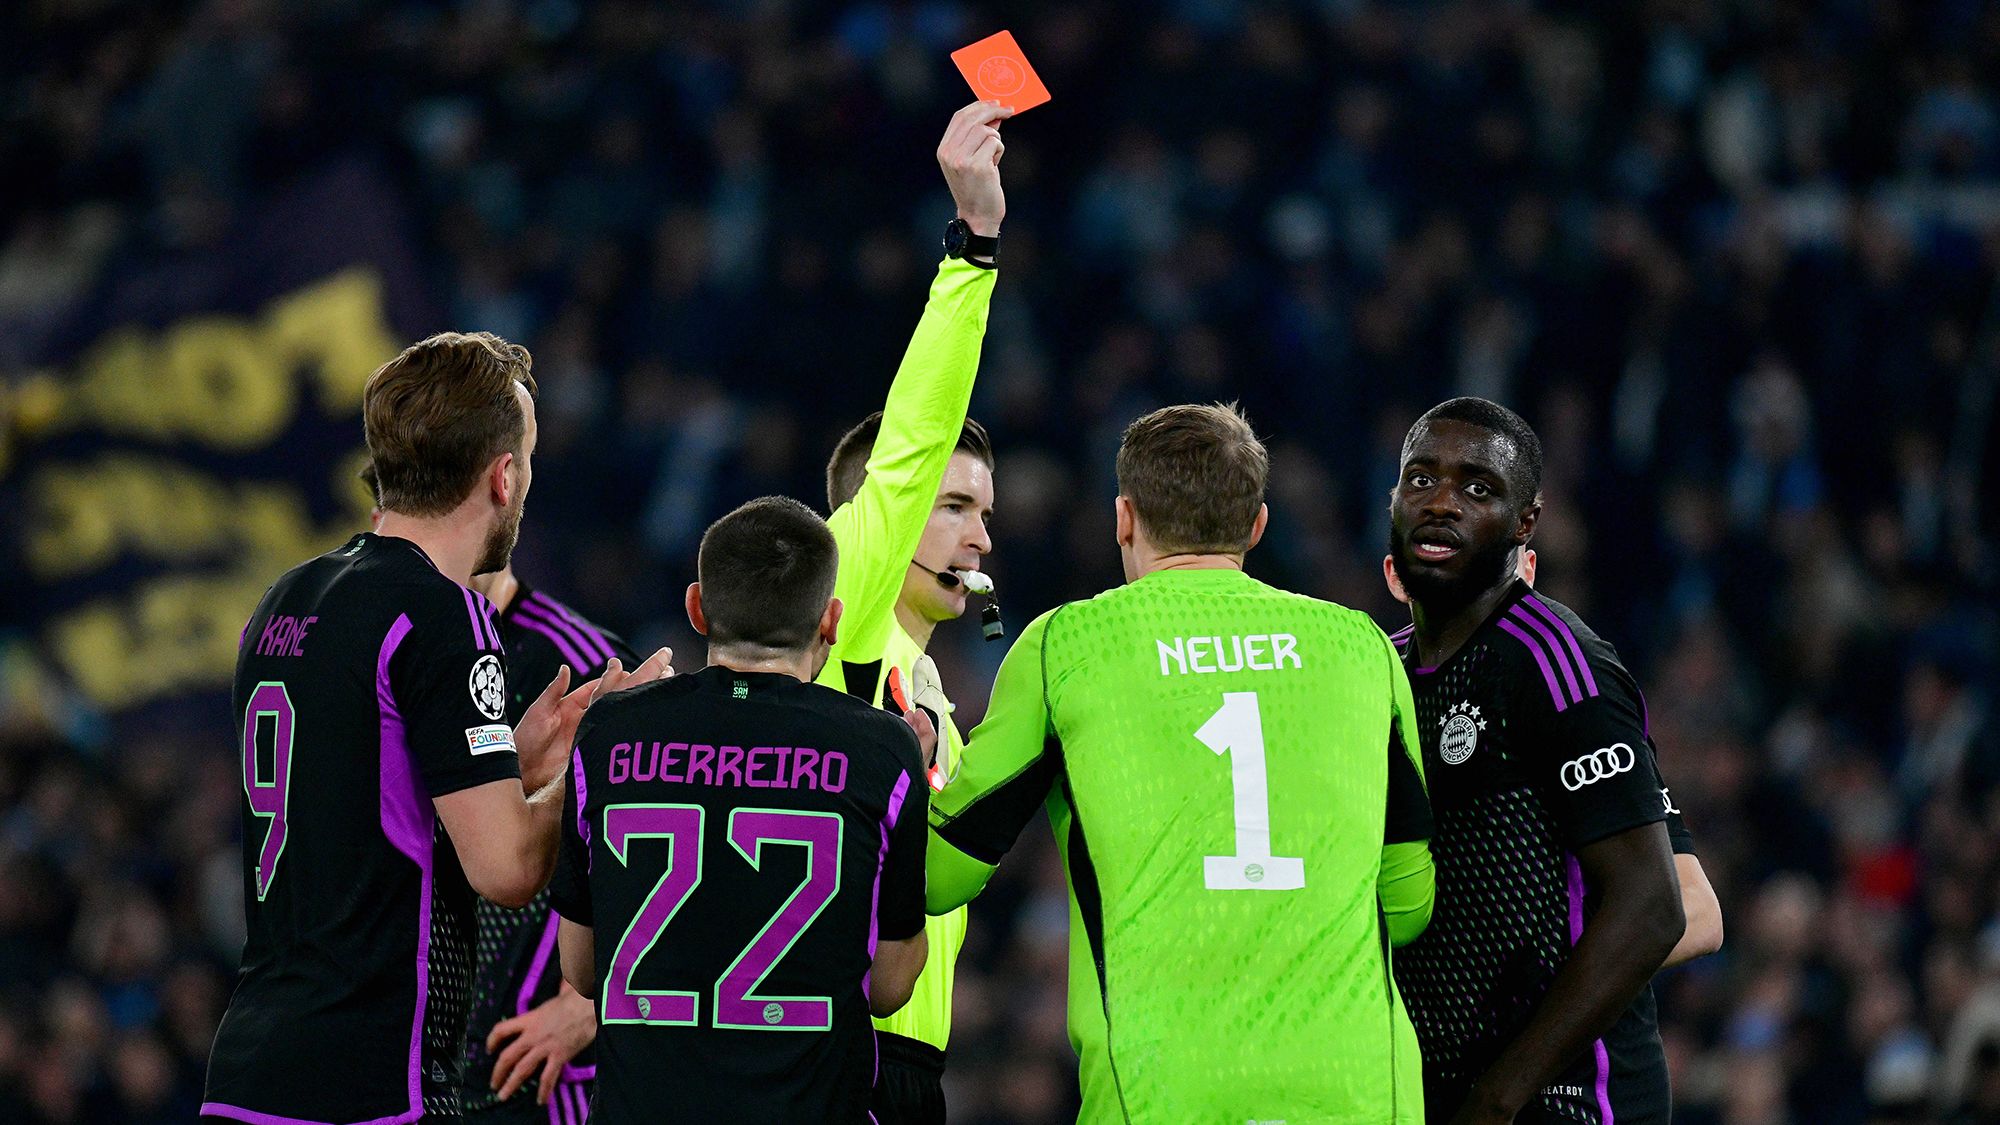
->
[939,100,1012,237]
[590,647,674,706]
[487,985,595,1105]
[517,649,673,790]
[513,666,586,791]
[902,706,939,771]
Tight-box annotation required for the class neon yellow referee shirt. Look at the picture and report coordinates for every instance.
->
[815,256,996,1050]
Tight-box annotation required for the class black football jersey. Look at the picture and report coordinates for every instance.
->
[1389,582,1695,1125]
[550,668,927,1125]
[204,533,521,1124]
[461,584,636,1119]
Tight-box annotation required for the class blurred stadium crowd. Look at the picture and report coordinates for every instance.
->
[5,0,2000,1121]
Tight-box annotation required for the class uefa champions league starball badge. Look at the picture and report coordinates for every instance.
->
[1439,701,1486,765]
[469,655,506,721]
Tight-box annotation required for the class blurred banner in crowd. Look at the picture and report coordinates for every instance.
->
[2,161,434,711]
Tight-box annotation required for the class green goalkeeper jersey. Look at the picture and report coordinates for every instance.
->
[814,256,994,1050]
[929,567,1434,1124]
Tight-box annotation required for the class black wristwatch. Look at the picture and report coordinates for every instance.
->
[943,218,1000,266]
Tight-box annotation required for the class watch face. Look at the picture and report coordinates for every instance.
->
[943,219,968,257]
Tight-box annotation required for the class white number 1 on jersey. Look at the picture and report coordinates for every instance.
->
[1197,692,1306,890]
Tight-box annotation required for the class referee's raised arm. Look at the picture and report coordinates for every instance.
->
[821,101,1010,664]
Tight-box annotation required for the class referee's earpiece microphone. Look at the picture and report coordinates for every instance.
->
[913,561,1006,642]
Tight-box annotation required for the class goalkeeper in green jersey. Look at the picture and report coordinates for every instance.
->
[814,99,1011,1125]
[929,404,1436,1124]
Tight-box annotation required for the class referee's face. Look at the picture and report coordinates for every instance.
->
[901,452,995,625]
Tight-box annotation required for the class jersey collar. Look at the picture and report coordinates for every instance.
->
[1404,579,1535,675]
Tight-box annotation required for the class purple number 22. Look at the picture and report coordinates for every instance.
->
[241,682,295,900]
[602,804,842,1030]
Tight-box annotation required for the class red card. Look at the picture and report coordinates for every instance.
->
[951,30,1051,114]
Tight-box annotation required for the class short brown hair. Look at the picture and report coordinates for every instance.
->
[698,497,839,651]
[363,332,537,516]
[826,412,993,511]
[1115,403,1268,553]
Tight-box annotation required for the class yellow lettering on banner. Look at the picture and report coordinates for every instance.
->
[40,268,395,448]
[266,270,400,413]
[72,328,157,439]
[48,570,271,709]
[162,316,295,448]
[28,468,120,579]
[27,454,358,581]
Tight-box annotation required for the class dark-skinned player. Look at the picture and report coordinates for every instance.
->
[1384,397,1718,1125]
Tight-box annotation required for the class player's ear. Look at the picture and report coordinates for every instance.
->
[819,597,843,648]
[1245,503,1268,552]
[1515,495,1541,545]
[1114,496,1136,548]
[1383,554,1410,605]
[685,583,709,636]
[1518,547,1537,587]
[488,451,514,507]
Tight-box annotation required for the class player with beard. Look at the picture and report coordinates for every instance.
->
[204,332,669,1124]
[364,459,630,1124]
[362,457,635,1124]
[1384,397,1719,1125]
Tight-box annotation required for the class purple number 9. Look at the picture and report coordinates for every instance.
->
[241,682,295,900]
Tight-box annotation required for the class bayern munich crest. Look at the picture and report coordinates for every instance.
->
[1439,700,1485,765]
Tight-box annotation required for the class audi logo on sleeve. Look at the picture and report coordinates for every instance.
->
[1560,743,1636,791]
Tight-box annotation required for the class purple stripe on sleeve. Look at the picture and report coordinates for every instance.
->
[572,748,590,869]
[1594,1040,1615,1125]
[526,593,614,666]
[375,614,432,1124]
[864,771,915,999]
[474,596,502,650]
[515,613,591,676]
[1524,595,1599,698]
[1508,605,1583,703]
[461,587,488,649]
[1567,855,1615,1124]
[885,769,912,832]
[199,1102,420,1125]
[1389,624,1414,641]
[559,1063,595,1083]
[519,914,561,1015]
[520,596,604,664]
[516,601,603,672]
[1496,618,1569,712]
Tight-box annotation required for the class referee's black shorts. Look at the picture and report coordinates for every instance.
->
[872,1031,946,1125]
